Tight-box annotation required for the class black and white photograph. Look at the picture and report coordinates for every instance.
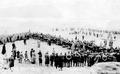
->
[0,0,120,74]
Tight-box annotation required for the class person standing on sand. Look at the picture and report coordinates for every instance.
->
[19,52,23,63]
[16,51,20,59]
[30,48,34,62]
[66,52,72,67]
[45,52,49,66]
[38,50,42,66]
[50,53,55,67]
[1,44,6,55]
[55,53,59,69]
[23,39,27,45]
[9,55,15,72]
[31,50,36,64]
[24,51,29,63]
[58,53,64,71]
[12,42,16,50]
[37,40,41,48]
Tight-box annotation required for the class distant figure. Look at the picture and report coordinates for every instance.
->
[55,53,59,69]
[75,36,77,40]
[50,53,55,67]
[73,53,77,67]
[66,52,72,67]
[37,40,41,48]
[63,53,67,67]
[24,51,29,63]
[30,48,34,61]
[23,39,27,45]
[38,50,42,66]
[45,52,49,66]
[19,52,23,63]
[50,49,55,66]
[88,54,94,67]
[31,50,36,64]
[48,40,51,46]
[12,43,16,50]
[1,44,6,55]
[12,50,17,60]
[16,51,20,59]
[82,36,84,40]
[58,53,63,71]
[97,34,99,38]
[9,55,15,71]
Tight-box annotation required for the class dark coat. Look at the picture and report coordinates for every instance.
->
[45,55,49,64]
[2,44,6,55]
[38,51,42,63]
[58,55,63,68]
[9,57,14,67]
[55,55,59,67]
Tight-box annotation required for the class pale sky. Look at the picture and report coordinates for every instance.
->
[0,0,120,34]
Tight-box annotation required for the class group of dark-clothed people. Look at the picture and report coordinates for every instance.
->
[43,48,120,70]
[1,31,120,72]
[2,41,120,71]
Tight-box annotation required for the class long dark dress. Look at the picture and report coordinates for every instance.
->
[24,39,27,45]
[2,44,6,55]
[16,51,20,58]
[45,54,49,65]
[81,54,85,63]
[31,53,36,64]
[30,49,34,58]
[63,54,67,67]
[9,57,14,68]
[50,54,55,66]
[38,51,42,64]
[12,50,16,60]
[58,55,63,68]
[55,55,59,68]
[12,43,16,50]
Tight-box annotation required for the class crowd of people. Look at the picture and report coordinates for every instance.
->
[0,31,120,71]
